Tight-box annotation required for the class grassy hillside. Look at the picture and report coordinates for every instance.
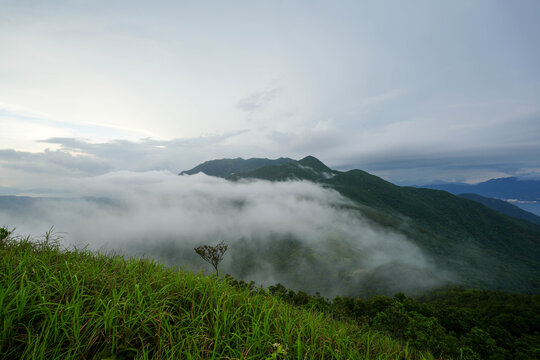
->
[0,229,434,360]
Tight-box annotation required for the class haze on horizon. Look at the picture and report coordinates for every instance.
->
[1,0,540,191]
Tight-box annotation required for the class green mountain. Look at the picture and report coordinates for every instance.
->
[228,155,337,182]
[227,156,540,294]
[179,157,295,177]
[458,193,540,225]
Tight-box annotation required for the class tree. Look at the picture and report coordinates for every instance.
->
[194,241,228,277]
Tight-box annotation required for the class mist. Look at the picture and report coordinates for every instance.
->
[0,171,453,297]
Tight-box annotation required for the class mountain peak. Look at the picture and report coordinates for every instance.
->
[298,156,332,173]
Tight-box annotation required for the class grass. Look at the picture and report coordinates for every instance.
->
[0,229,436,359]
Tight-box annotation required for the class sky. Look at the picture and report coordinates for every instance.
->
[1,0,540,192]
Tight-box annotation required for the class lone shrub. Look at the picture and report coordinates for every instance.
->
[194,241,228,277]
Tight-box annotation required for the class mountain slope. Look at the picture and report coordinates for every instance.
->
[458,193,540,225]
[225,156,540,294]
[179,157,294,178]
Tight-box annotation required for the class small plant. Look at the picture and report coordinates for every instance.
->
[0,226,13,244]
[267,343,288,359]
[194,240,228,277]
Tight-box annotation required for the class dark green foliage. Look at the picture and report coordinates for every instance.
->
[179,157,295,178]
[458,193,540,225]
[0,226,12,242]
[227,156,338,182]
[266,283,540,360]
[297,155,333,173]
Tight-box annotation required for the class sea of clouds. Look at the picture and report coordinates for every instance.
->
[1,171,452,297]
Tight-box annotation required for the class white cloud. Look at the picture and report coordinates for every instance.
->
[0,171,450,296]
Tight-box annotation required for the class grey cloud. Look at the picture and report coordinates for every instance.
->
[267,125,346,155]
[322,112,540,184]
[337,149,540,185]
[0,132,290,194]
[236,88,280,113]
[1,132,247,177]
[2,109,539,191]
[0,148,111,175]
[0,149,21,161]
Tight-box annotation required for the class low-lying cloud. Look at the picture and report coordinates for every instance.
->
[1,171,452,297]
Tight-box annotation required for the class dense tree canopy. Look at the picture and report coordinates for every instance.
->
[226,277,540,360]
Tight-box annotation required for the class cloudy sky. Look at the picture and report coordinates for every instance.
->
[1,0,540,193]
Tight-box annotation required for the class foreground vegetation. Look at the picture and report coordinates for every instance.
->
[0,228,434,360]
[254,283,540,360]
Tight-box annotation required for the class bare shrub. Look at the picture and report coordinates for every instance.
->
[194,241,228,277]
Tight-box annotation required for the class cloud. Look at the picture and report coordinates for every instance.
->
[0,133,243,183]
[0,171,451,297]
[1,105,539,192]
[2,110,539,192]
[236,88,280,113]
[0,148,110,175]
[0,135,249,194]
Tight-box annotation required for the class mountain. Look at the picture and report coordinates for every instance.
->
[458,193,540,225]
[422,177,540,201]
[179,157,295,178]
[222,156,540,294]
[228,156,337,182]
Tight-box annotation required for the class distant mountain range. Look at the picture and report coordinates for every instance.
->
[422,177,540,201]
[179,156,540,295]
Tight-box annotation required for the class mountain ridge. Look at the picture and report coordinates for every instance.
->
[182,156,540,294]
[179,157,295,178]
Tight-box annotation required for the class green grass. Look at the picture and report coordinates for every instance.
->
[0,230,436,359]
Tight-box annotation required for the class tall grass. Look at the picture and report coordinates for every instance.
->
[0,229,435,359]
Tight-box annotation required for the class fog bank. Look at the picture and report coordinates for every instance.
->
[0,171,453,297]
